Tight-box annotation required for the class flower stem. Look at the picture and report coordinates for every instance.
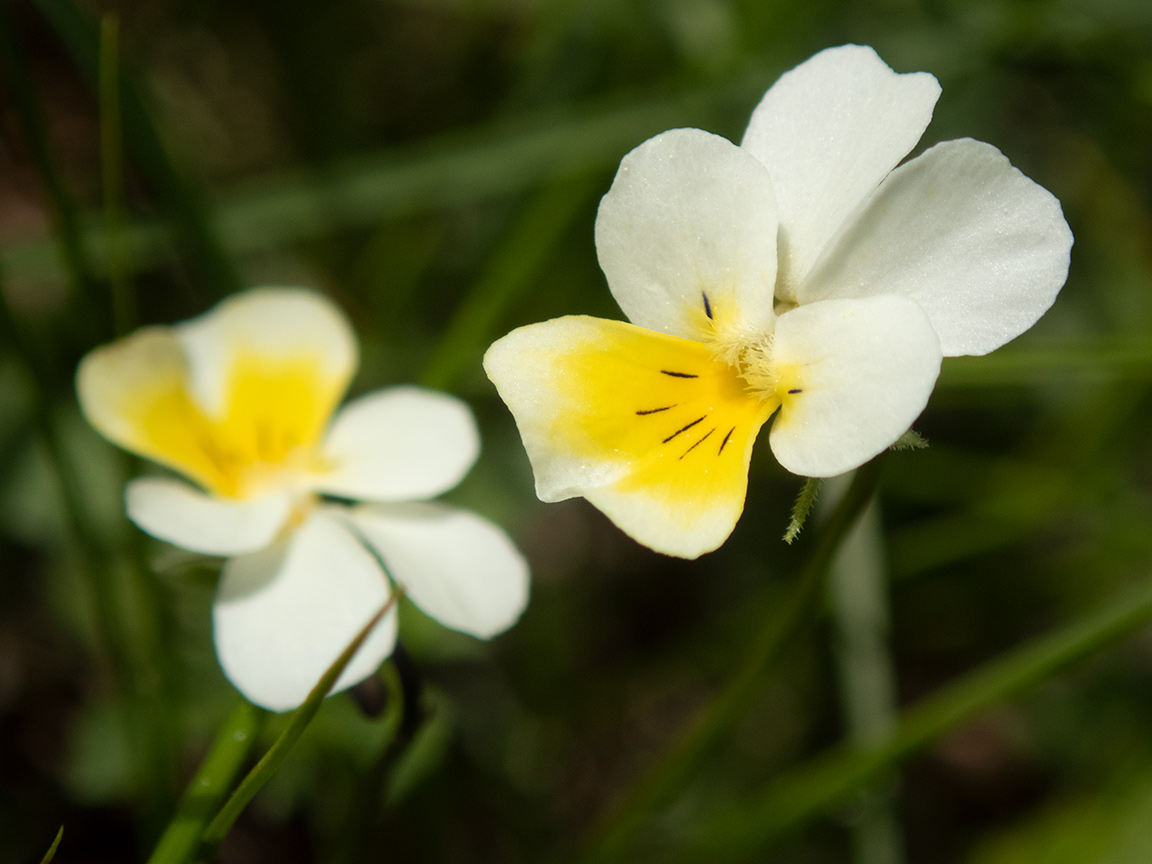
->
[197,598,398,856]
[575,456,887,863]
[825,478,904,864]
[144,701,264,864]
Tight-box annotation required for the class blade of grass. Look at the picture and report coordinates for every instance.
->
[0,4,102,334]
[421,174,599,391]
[38,827,64,864]
[679,572,1152,861]
[197,596,399,856]
[31,0,240,298]
[572,456,887,864]
[145,701,263,864]
[99,12,135,334]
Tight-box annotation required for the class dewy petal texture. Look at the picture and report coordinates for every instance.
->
[351,503,530,639]
[484,315,774,558]
[799,139,1074,356]
[213,509,397,712]
[316,386,480,502]
[740,44,940,298]
[768,296,941,477]
[126,477,293,556]
[596,128,778,341]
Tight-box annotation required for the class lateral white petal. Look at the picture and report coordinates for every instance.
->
[315,386,479,502]
[212,509,397,712]
[799,139,1074,356]
[740,44,940,299]
[126,476,292,555]
[595,128,778,341]
[768,296,941,477]
[351,503,530,639]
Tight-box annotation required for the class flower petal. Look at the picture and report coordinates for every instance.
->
[172,288,356,495]
[768,296,941,477]
[798,139,1074,356]
[315,386,479,502]
[126,476,292,555]
[595,128,778,342]
[349,502,529,639]
[740,44,940,299]
[212,509,397,712]
[484,315,774,558]
[76,327,233,492]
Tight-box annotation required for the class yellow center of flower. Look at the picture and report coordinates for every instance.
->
[122,349,340,499]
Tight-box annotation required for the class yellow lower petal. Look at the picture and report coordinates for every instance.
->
[77,328,339,499]
[484,315,776,558]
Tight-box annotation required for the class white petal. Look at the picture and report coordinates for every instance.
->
[768,296,941,477]
[315,386,479,502]
[798,139,1073,356]
[740,45,940,298]
[126,476,292,555]
[176,287,356,421]
[350,503,529,639]
[212,509,397,712]
[595,128,778,342]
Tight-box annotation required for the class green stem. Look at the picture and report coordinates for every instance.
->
[825,479,904,864]
[38,827,64,864]
[681,571,1152,861]
[145,702,264,864]
[198,597,399,855]
[575,456,887,863]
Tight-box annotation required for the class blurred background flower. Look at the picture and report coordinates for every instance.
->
[1,0,1152,862]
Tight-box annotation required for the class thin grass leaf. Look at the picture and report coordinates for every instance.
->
[198,597,399,854]
[145,701,263,864]
[31,0,240,298]
[98,12,135,335]
[38,827,63,864]
[678,573,1152,862]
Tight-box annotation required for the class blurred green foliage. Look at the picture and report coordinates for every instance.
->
[2,0,1152,861]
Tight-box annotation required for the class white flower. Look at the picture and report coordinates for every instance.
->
[484,44,1072,560]
[77,287,530,711]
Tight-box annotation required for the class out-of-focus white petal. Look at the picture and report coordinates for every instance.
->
[350,502,529,639]
[484,315,772,559]
[768,296,941,477]
[314,386,479,502]
[595,128,778,342]
[126,476,292,555]
[740,44,940,299]
[212,509,397,712]
[798,139,1074,356]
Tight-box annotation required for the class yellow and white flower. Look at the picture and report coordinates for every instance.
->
[484,44,1073,560]
[78,288,529,711]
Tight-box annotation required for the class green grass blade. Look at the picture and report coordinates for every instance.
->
[31,0,240,298]
[198,598,398,853]
[145,702,263,864]
[37,827,64,864]
[98,12,135,334]
[680,573,1152,861]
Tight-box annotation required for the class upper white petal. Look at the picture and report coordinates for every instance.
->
[740,44,940,298]
[350,502,530,639]
[126,476,293,556]
[212,509,397,712]
[595,128,778,341]
[176,287,356,419]
[768,296,942,477]
[314,386,479,502]
[798,138,1073,356]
